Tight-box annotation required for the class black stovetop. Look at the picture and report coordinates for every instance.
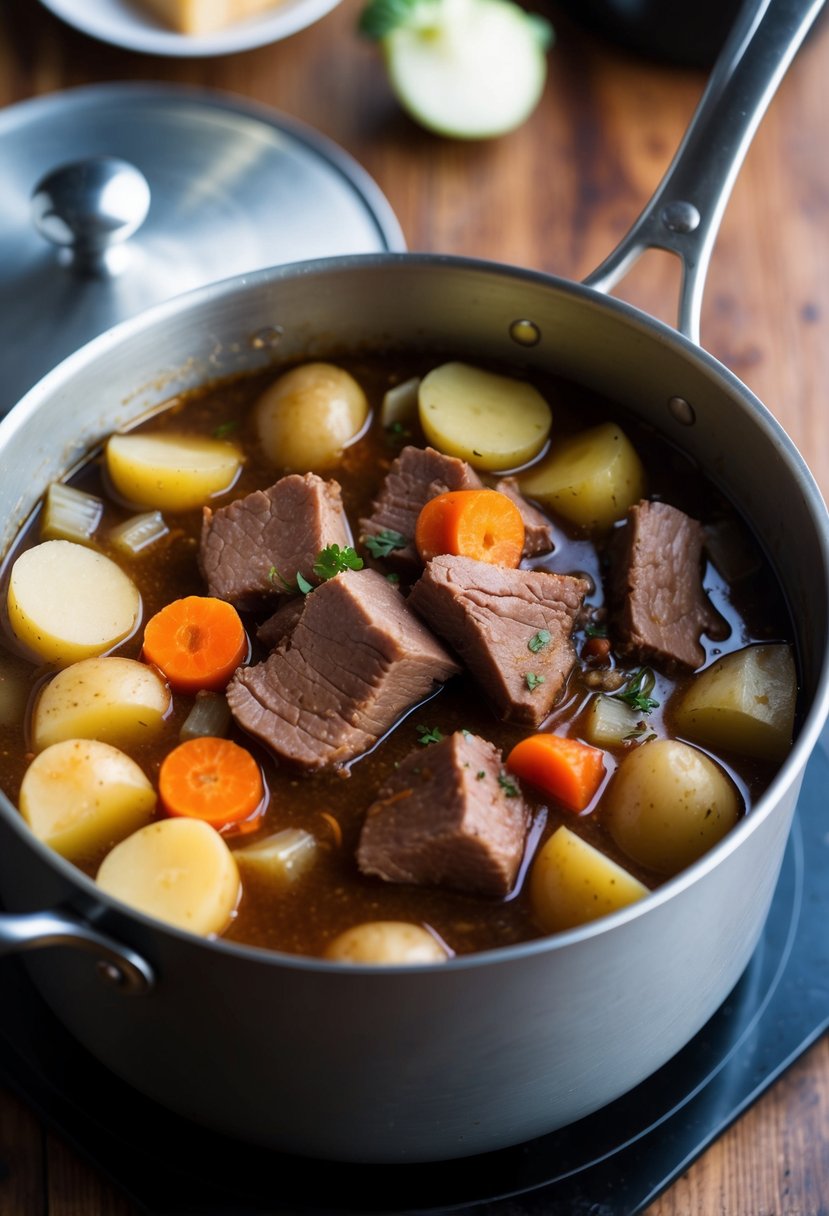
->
[1,726,828,1216]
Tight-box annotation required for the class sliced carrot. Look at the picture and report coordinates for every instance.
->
[415,489,525,567]
[159,736,265,832]
[507,733,606,813]
[143,595,247,694]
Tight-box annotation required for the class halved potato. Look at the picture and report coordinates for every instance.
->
[530,826,649,933]
[96,817,240,937]
[32,657,171,752]
[519,422,646,529]
[674,643,796,762]
[7,540,140,666]
[418,362,552,470]
[324,921,450,964]
[19,738,156,862]
[603,739,741,876]
[255,362,369,471]
[106,432,242,512]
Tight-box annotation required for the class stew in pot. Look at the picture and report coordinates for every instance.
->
[0,353,797,962]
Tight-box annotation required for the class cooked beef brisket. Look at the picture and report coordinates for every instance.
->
[357,731,529,897]
[359,445,483,570]
[255,596,306,651]
[227,569,460,770]
[200,473,350,609]
[495,477,555,558]
[610,499,726,671]
[408,555,589,725]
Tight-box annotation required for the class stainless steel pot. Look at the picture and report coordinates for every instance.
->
[0,0,827,1164]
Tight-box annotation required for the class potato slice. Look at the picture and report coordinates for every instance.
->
[674,643,796,762]
[603,739,741,876]
[255,362,369,471]
[106,433,242,512]
[519,423,646,529]
[19,738,156,862]
[418,362,552,470]
[32,657,171,752]
[235,828,317,886]
[530,826,649,933]
[97,818,240,937]
[324,921,450,964]
[7,540,140,666]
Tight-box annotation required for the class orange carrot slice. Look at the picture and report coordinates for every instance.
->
[507,733,606,813]
[415,489,525,567]
[143,596,247,694]
[159,736,265,832]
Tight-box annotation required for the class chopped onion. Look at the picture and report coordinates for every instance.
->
[41,482,103,545]
[179,691,232,742]
[583,694,644,747]
[380,376,420,429]
[235,828,317,886]
[109,510,169,557]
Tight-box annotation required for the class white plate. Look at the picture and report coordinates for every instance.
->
[37,0,343,56]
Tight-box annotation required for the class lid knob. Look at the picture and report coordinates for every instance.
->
[31,156,151,278]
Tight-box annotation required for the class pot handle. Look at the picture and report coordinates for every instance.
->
[583,0,825,344]
[0,908,154,995]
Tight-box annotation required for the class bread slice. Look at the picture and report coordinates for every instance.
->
[136,0,285,35]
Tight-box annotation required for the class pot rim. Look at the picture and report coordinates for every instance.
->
[2,250,828,974]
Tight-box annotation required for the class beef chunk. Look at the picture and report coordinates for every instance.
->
[227,569,460,770]
[359,445,483,570]
[357,731,529,897]
[610,499,726,671]
[200,473,350,609]
[256,597,306,651]
[408,555,589,725]
[495,477,555,558]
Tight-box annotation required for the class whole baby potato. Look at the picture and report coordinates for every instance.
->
[255,362,369,471]
[106,433,242,512]
[324,921,449,965]
[603,739,741,876]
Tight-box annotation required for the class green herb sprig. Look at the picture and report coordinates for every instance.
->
[615,667,660,714]
[313,544,364,581]
[363,529,409,559]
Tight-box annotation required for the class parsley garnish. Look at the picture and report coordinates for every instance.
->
[296,572,314,595]
[363,529,409,559]
[213,420,238,439]
[416,724,444,746]
[528,629,551,654]
[267,565,296,593]
[358,0,423,39]
[615,668,660,714]
[498,772,520,798]
[476,770,486,779]
[525,672,546,692]
[313,544,364,581]
[386,572,401,585]
[585,622,608,639]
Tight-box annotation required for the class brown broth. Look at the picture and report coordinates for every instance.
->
[0,356,792,958]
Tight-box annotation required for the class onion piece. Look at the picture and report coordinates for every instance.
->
[583,694,645,747]
[109,510,169,557]
[41,482,103,545]
[179,690,232,742]
[235,828,318,886]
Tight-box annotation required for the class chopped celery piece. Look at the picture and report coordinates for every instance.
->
[179,691,232,742]
[583,694,645,747]
[235,828,318,886]
[41,482,103,545]
[109,511,169,556]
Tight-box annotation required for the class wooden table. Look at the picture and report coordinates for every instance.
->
[0,0,827,1211]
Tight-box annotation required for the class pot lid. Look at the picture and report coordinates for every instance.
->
[0,82,405,416]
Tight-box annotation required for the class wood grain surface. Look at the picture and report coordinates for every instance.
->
[0,0,827,1212]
